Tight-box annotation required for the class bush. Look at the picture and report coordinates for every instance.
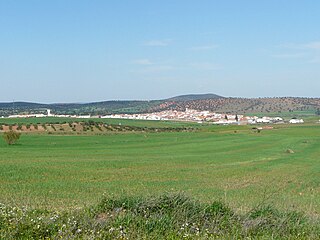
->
[3,130,21,145]
[0,193,318,239]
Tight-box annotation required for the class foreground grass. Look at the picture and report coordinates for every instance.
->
[1,193,319,239]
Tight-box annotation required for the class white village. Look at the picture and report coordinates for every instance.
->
[2,108,306,125]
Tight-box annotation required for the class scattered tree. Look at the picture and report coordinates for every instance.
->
[3,130,21,145]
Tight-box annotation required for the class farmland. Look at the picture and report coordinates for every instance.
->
[1,118,320,238]
[1,120,320,215]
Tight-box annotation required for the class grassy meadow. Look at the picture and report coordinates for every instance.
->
[0,121,320,215]
[1,118,320,238]
[0,116,200,128]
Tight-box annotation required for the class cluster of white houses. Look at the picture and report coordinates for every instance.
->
[101,109,305,125]
[1,108,308,125]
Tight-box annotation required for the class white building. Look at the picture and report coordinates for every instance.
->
[47,109,53,116]
[272,117,283,122]
[289,119,304,124]
[77,115,91,119]
[256,117,272,123]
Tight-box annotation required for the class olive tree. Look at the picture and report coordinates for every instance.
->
[3,131,21,145]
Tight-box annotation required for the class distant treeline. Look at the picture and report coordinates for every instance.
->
[0,121,196,134]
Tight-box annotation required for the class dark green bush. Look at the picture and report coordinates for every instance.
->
[2,130,21,145]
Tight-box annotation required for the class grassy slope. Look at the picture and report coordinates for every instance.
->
[1,124,320,216]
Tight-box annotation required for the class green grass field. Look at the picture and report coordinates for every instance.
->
[0,117,200,128]
[1,122,320,217]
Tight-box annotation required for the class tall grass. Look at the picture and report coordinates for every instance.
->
[1,193,319,239]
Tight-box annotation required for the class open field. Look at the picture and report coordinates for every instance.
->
[1,122,320,216]
[1,120,320,238]
[0,117,200,128]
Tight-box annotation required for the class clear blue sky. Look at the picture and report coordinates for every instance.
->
[1,1,319,102]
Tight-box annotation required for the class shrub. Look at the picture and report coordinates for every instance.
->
[0,193,318,239]
[88,120,95,126]
[3,130,21,145]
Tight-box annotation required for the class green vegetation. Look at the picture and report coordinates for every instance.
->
[2,130,21,145]
[247,110,317,119]
[0,118,198,135]
[1,121,320,238]
[0,117,200,128]
[0,124,320,213]
[1,193,319,239]
[0,100,161,117]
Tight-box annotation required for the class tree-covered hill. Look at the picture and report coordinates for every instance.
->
[1,94,320,116]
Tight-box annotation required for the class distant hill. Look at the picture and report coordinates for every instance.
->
[0,100,161,116]
[149,97,320,115]
[0,94,320,116]
[165,93,223,102]
[0,102,47,109]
